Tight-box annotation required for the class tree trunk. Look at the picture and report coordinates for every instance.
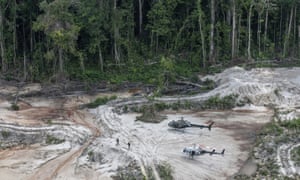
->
[156,33,158,53]
[138,0,143,35]
[298,26,300,58]
[13,0,17,67]
[237,14,241,55]
[30,15,33,58]
[98,45,103,72]
[79,53,85,72]
[209,0,215,65]
[283,6,294,57]
[292,6,297,57]
[23,48,27,80]
[0,7,6,72]
[247,3,254,61]
[174,17,188,50]
[263,0,269,52]
[197,0,206,68]
[279,5,283,49]
[257,13,261,56]
[231,0,236,60]
[199,21,206,68]
[113,0,120,66]
[150,30,153,52]
[23,22,27,80]
[58,47,63,73]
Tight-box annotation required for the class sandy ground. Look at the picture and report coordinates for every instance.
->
[88,105,272,180]
[2,67,300,179]
[0,94,272,180]
[0,94,98,180]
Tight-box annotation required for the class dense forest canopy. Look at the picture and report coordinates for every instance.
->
[0,0,299,83]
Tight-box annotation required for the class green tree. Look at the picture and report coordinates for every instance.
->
[34,0,80,75]
[147,0,180,53]
[158,56,175,88]
[0,0,8,72]
[79,0,110,72]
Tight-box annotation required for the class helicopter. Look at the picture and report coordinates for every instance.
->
[168,117,214,131]
[183,144,225,159]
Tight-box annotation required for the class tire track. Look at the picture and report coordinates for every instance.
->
[96,105,161,180]
[29,108,101,180]
[48,110,100,179]
[278,143,300,176]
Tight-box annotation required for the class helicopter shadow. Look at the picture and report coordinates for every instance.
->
[167,128,208,136]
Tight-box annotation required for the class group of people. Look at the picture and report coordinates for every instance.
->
[116,138,130,150]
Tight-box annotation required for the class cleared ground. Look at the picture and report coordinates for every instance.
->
[0,92,272,180]
[89,105,272,179]
[1,67,300,179]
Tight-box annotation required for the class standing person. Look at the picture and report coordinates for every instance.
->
[128,142,130,150]
[191,150,195,159]
[116,138,119,146]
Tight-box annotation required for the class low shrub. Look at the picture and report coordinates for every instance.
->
[291,146,300,166]
[86,95,117,108]
[46,135,65,144]
[154,102,169,112]
[280,118,300,131]
[201,78,216,90]
[157,163,173,180]
[203,94,237,109]
[11,103,19,111]
[1,131,10,138]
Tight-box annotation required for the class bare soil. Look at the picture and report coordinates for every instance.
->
[2,67,300,179]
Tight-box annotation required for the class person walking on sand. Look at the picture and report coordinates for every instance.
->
[116,138,119,146]
[128,142,130,150]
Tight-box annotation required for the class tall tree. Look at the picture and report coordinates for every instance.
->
[243,0,254,61]
[113,0,121,66]
[197,0,206,67]
[263,0,269,52]
[138,0,143,35]
[12,0,17,67]
[209,0,215,64]
[80,0,110,72]
[147,0,179,53]
[298,25,300,58]
[283,2,294,57]
[0,0,7,72]
[255,0,265,56]
[34,0,80,74]
[231,0,237,59]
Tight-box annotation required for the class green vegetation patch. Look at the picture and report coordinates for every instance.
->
[113,161,145,180]
[203,94,237,110]
[11,103,19,111]
[1,131,11,138]
[201,78,216,91]
[259,122,283,136]
[291,146,300,166]
[280,118,300,131]
[233,174,252,180]
[136,104,167,123]
[257,159,280,177]
[156,163,173,180]
[131,101,193,113]
[88,150,95,162]
[252,117,300,178]
[46,135,65,144]
[86,95,117,108]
